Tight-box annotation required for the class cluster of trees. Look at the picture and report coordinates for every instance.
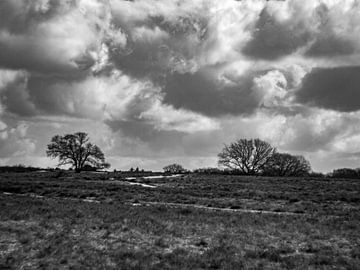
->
[193,167,223,174]
[46,132,311,176]
[162,139,312,177]
[163,163,187,174]
[46,132,358,179]
[331,168,360,179]
[128,167,145,173]
[218,138,311,176]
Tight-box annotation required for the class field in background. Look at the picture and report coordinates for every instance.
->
[0,171,359,269]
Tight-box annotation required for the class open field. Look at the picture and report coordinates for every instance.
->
[0,172,359,269]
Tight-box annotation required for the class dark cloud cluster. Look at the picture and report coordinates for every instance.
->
[242,8,311,60]
[305,6,356,57]
[242,3,359,61]
[296,66,360,112]
[306,35,356,57]
[162,70,259,117]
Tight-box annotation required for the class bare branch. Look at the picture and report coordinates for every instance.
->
[218,138,275,174]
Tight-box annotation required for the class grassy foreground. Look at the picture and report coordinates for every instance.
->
[0,172,359,269]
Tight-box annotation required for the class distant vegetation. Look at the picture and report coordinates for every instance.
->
[1,135,358,179]
[163,163,187,174]
[331,168,360,179]
[0,164,43,173]
[193,168,223,174]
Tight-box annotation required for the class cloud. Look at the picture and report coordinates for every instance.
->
[1,72,37,116]
[305,1,360,57]
[0,122,35,158]
[242,7,311,60]
[256,108,360,155]
[296,66,360,112]
[253,70,289,107]
[0,0,126,75]
[162,69,261,117]
[24,71,154,120]
[0,69,21,90]
[306,35,356,57]
[241,1,360,60]
[139,97,219,133]
[0,70,36,158]
[0,69,27,113]
[109,0,209,78]
[1,69,217,135]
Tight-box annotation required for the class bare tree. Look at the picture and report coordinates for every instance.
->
[163,163,186,174]
[218,138,275,174]
[263,153,311,176]
[46,132,110,172]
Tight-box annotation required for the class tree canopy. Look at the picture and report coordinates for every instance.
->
[218,138,275,174]
[263,152,311,176]
[46,132,110,172]
[163,163,186,174]
[331,168,360,179]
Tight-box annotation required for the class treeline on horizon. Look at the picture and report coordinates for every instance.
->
[1,164,360,179]
[0,135,358,179]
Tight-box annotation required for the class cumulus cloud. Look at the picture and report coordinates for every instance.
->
[253,70,288,107]
[0,0,126,75]
[0,122,35,158]
[109,0,209,78]
[140,97,219,133]
[256,108,360,157]
[1,70,217,134]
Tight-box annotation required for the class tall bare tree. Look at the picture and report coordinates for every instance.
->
[46,132,110,172]
[218,138,275,174]
[263,153,311,176]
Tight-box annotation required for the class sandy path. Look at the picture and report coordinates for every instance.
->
[134,201,305,216]
[2,192,340,218]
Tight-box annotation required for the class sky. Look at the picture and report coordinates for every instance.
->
[0,0,360,172]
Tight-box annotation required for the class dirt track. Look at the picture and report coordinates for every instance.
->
[1,191,313,217]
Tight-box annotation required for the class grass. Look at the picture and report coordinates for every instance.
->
[0,171,359,269]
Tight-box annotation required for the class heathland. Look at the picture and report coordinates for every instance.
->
[0,171,359,269]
